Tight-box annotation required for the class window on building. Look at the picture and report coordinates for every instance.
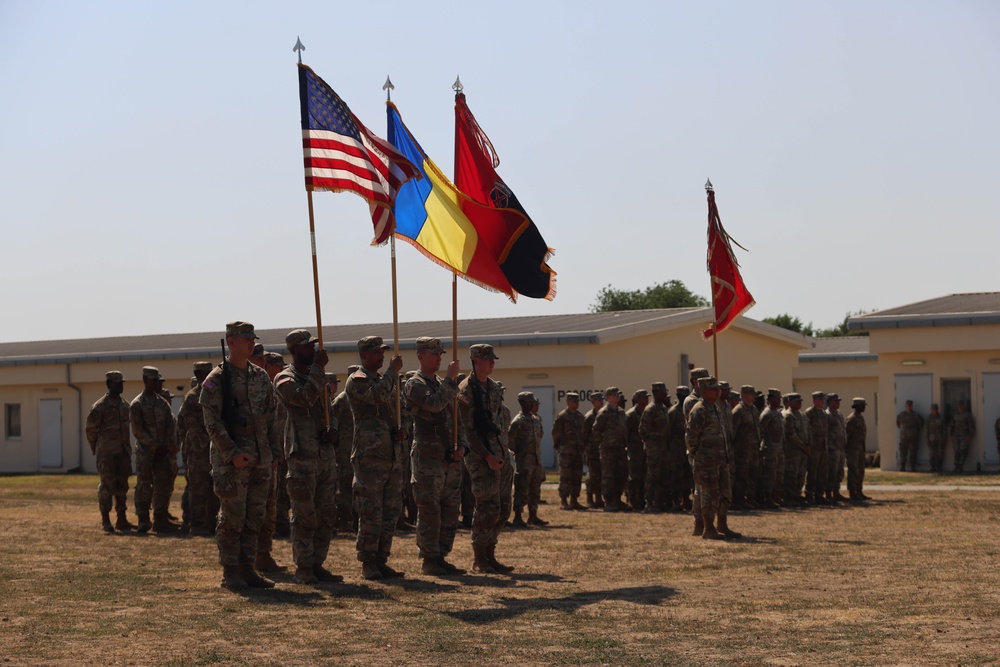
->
[5,404,21,438]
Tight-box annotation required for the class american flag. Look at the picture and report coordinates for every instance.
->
[298,64,420,245]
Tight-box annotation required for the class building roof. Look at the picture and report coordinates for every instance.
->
[848,292,1000,331]
[798,336,876,363]
[0,308,809,367]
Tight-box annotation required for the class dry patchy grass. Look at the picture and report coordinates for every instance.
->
[1,475,999,666]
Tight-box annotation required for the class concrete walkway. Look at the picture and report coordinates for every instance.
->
[862,484,1000,492]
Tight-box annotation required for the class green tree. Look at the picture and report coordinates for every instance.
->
[761,313,815,337]
[590,280,709,312]
[814,310,871,337]
[764,310,872,338]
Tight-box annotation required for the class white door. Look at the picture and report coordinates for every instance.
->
[982,373,1000,467]
[894,374,933,469]
[523,385,555,468]
[38,398,63,468]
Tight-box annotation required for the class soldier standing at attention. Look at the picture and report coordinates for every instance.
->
[950,400,976,473]
[583,391,605,509]
[685,377,740,540]
[896,400,924,471]
[845,397,870,502]
[730,385,761,510]
[684,368,710,532]
[926,404,947,473]
[346,336,407,581]
[669,386,691,510]
[805,391,830,504]
[552,392,587,511]
[257,352,290,566]
[594,386,629,512]
[274,330,342,585]
[625,390,649,512]
[510,391,547,527]
[783,393,810,506]
[458,344,515,574]
[86,370,134,533]
[639,383,671,513]
[757,389,784,508]
[404,337,467,577]
[177,362,215,536]
[825,393,848,502]
[332,366,357,534]
[130,366,179,534]
[200,321,282,591]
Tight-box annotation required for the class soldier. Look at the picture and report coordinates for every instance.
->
[731,384,761,510]
[805,391,830,504]
[582,391,605,509]
[593,386,629,512]
[200,321,282,591]
[259,352,290,562]
[685,377,739,540]
[130,366,179,534]
[639,383,670,513]
[625,389,649,512]
[86,370,134,533]
[552,392,587,511]
[404,337,467,576]
[950,400,976,473]
[782,393,810,506]
[896,400,924,471]
[346,336,407,581]
[684,368,710,531]
[398,371,418,532]
[496,382,514,530]
[845,397,870,501]
[669,386,691,510]
[510,391,547,527]
[273,330,342,585]
[176,361,215,536]
[332,366,357,534]
[249,343,266,369]
[757,388,784,508]
[926,404,947,473]
[825,393,848,502]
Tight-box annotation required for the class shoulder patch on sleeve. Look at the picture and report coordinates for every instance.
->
[202,379,217,391]
[458,394,471,405]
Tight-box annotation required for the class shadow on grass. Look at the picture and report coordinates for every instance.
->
[444,585,677,625]
[825,539,867,546]
[236,580,386,604]
[381,577,461,594]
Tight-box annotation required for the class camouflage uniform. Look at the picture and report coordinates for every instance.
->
[845,401,867,498]
[826,402,847,497]
[805,396,829,502]
[129,376,178,524]
[593,398,628,508]
[405,366,466,561]
[685,397,731,516]
[260,398,288,550]
[510,405,544,516]
[346,352,404,566]
[177,372,215,534]
[85,378,132,525]
[951,409,976,472]
[896,408,924,471]
[926,410,947,473]
[275,358,338,574]
[758,392,785,504]
[497,400,514,528]
[332,385,356,530]
[667,399,689,508]
[639,392,670,511]
[625,398,647,511]
[200,347,281,570]
[783,397,810,503]
[583,401,603,506]
[731,393,761,507]
[552,399,586,504]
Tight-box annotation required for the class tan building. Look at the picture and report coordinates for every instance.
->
[0,308,809,474]
[848,293,1000,471]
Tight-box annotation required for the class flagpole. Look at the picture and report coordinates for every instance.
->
[391,234,401,428]
[451,76,465,448]
[306,189,331,428]
[706,178,719,378]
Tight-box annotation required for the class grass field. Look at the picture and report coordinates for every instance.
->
[1,475,999,666]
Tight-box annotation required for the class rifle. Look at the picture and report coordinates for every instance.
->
[219,338,247,438]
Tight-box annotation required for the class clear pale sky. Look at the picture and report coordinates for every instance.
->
[2,1,998,343]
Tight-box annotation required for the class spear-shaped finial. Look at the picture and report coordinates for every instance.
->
[452,75,463,95]
[705,178,714,192]
[382,76,394,101]
[293,37,305,63]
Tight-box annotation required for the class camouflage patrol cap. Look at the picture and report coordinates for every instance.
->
[325,373,339,383]
[226,321,258,339]
[605,386,620,396]
[826,392,840,401]
[697,376,720,389]
[590,391,605,400]
[740,385,756,395]
[264,352,285,366]
[142,366,162,380]
[286,329,319,350]
[767,388,782,399]
[719,380,730,390]
[787,392,803,402]
[415,337,445,354]
[690,368,710,382]
[469,344,498,360]
[851,397,867,407]
[566,392,580,400]
[517,391,536,402]
[651,382,667,392]
[252,343,265,357]
[676,386,690,395]
[193,361,213,373]
[106,370,124,382]
[811,391,826,400]
[632,389,649,400]
[358,336,390,352]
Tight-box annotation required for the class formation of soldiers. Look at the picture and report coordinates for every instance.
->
[85,323,880,588]
[897,399,979,473]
